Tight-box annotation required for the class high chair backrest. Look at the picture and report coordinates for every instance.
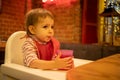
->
[5,31,26,65]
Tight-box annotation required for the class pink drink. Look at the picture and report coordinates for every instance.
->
[57,50,73,58]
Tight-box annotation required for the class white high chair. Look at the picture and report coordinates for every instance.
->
[1,31,93,80]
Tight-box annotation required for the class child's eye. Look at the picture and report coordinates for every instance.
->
[51,26,54,29]
[43,26,48,28]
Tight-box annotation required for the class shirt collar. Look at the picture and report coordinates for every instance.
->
[30,35,47,45]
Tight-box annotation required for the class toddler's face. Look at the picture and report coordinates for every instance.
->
[31,16,54,43]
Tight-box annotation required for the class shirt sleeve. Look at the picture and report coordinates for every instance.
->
[22,38,38,67]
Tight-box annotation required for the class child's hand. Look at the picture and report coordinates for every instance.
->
[54,52,74,70]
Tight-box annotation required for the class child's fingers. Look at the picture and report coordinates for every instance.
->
[56,51,62,58]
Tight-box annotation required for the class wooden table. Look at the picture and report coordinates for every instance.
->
[67,54,120,80]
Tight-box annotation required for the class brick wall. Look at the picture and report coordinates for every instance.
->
[0,0,81,43]
[0,0,25,41]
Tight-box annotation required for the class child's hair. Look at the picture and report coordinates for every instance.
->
[25,8,54,35]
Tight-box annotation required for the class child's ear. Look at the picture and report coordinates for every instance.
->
[28,25,35,34]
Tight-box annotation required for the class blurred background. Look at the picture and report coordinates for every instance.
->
[0,0,120,63]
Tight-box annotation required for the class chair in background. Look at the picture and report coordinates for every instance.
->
[1,31,93,80]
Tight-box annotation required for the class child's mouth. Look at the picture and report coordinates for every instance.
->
[47,36,52,39]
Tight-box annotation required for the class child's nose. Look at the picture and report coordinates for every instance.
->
[48,28,53,33]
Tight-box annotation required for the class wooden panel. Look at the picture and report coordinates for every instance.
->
[86,0,98,23]
[85,25,98,43]
[81,0,98,44]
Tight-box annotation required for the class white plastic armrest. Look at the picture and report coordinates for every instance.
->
[1,58,93,80]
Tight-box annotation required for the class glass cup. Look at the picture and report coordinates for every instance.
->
[57,50,74,70]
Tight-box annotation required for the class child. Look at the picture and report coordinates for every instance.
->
[22,8,74,70]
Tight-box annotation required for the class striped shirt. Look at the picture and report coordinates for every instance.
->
[22,37,38,66]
